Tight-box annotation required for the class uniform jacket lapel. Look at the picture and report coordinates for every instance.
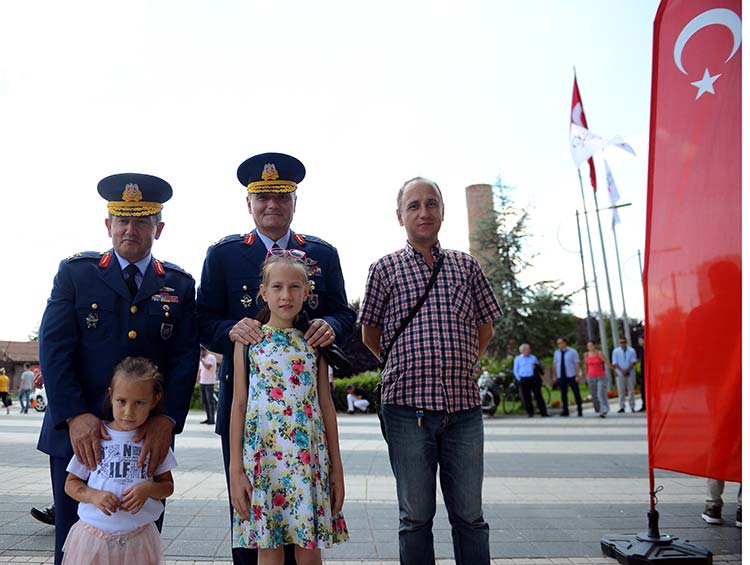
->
[288,230,302,253]
[98,250,133,301]
[239,229,270,268]
[135,260,162,303]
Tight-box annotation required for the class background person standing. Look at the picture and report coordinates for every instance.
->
[635,334,646,412]
[0,368,10,415]
[552,337,582,417]
[513,344,549,417]
[612,337,638,413]
[198,346,217,425]
[18,363,35,414]
[583,341,611,418]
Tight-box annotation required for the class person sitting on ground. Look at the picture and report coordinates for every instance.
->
[345,385,370,414]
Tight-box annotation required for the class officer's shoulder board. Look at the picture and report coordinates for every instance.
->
[65,250,105,263]
[157,259,193,278]
[295,233,334,249]
[211,233,246,249]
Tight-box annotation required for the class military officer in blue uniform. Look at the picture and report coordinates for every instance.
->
[197,152,355,565]
[37,173,199,565]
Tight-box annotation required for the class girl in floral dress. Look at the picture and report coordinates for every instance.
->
[229,253,348,564]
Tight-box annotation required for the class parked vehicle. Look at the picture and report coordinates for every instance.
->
[34,386,48,412]
[478,371,505,416]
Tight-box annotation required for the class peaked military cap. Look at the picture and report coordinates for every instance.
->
[237,152,306,194]
[98,173,173,217]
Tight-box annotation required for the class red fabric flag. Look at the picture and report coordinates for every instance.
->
[644,0,741,482]
[570,74,597,191]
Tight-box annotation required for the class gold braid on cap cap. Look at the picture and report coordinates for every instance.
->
[246,180,297,194]
[246,162,297,194]
[107,201,164,216]
[107,183,164,216]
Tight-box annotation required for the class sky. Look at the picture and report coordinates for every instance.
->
[0,0,660,342]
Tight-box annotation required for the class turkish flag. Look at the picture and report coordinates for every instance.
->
[570,74,597,191]
[644,0,741,482]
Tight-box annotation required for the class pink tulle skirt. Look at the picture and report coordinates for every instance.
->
[62,520,164,565]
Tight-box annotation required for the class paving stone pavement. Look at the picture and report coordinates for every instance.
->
[0,402,742,563]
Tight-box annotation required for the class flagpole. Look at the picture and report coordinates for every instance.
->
[612,223,632,346]
[575,211,594,341]
[592,189,621,346]
[576,169,610,368]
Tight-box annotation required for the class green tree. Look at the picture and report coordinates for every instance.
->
[473,179,531,358]
[473,177,576,359]
[523,283,578,354]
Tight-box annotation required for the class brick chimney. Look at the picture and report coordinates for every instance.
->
[465,183,494,268]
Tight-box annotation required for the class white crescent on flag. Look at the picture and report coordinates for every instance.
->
[569,123,636,168]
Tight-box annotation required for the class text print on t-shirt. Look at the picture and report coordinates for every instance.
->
[98,442,151,483]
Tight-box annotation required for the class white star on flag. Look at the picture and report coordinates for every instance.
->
[691,68,721,99]
[604,160,621,230]
[569,123,636,169]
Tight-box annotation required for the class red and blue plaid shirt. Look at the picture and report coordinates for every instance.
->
[358,242,502,412]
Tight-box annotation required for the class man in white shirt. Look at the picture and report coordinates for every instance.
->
[612,337,638,413]
[198,347,218,425]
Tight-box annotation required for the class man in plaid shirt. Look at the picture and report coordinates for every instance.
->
[359,177,502,565]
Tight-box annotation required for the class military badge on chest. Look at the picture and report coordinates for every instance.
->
[152,288,178,340]
[240,284,253,309]
[305,258,321,310]
[307,279,319,310]
[86,303,100,329]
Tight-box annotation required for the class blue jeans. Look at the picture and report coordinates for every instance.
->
[18,389,31,413]
[381,404,489,565]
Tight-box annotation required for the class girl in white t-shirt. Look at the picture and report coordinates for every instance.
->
[62,357,177,565]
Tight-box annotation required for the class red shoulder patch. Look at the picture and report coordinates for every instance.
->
[244,233,255,246]
[153,260,166,276]
[293,233,306,246]
[99,253,112,268]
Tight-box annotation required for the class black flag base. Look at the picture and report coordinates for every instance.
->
[601,510,712,564]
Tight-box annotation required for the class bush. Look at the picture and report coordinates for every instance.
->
[478,355,513,376]
[332,371,381,413]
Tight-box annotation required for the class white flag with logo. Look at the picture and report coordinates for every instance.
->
[604,160,621,229]
[570,123,636,168]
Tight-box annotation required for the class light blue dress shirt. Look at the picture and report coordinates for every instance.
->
[114,251,152,289]
[513,354,539,380]
[553,347,580,378]
[612,346,638,377]
[256,230,291,251]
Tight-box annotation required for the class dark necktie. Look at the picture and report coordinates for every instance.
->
[125,264,139,298]
[560,349,567,379]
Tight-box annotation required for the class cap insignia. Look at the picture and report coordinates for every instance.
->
[122,183,143,203]
[261,163,279,181]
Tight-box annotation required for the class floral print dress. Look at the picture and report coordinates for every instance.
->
[232,326,348,549]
